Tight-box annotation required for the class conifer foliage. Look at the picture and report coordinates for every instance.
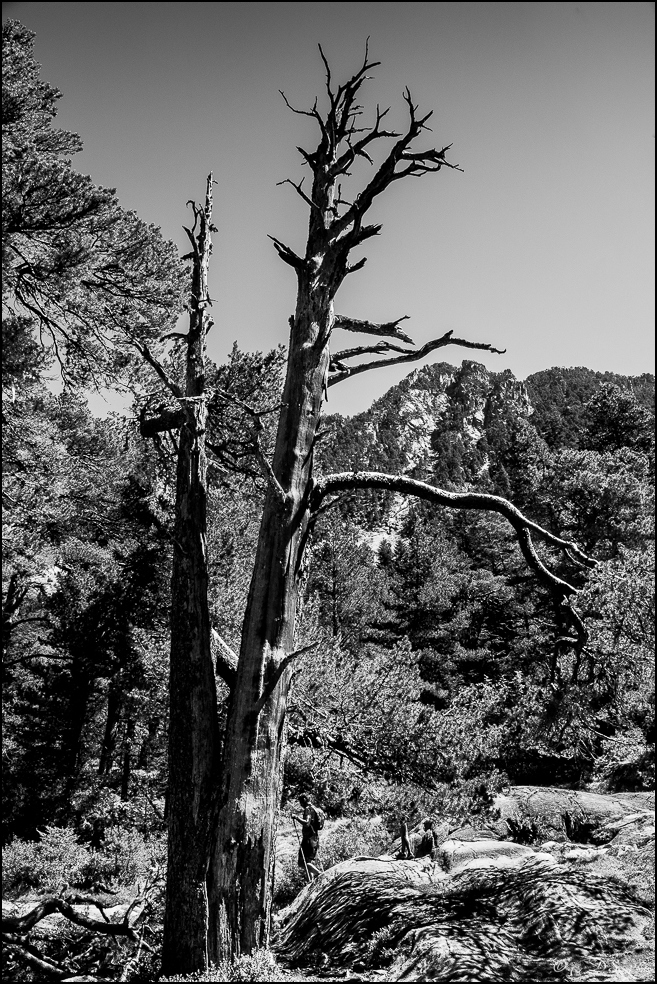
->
[2,20,186,388]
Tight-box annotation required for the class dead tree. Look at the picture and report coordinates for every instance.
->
[206,45,595,965]
[137,177,222,974]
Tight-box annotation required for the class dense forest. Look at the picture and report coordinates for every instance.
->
[2,19,654,983]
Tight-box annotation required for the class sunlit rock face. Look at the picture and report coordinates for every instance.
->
[319,359,536,537]
[324,360,532,474]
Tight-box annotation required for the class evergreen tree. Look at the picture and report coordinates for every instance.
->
[2,20,186,390]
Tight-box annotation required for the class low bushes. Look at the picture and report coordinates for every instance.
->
[160,949,280,982]
[2,823,165,896]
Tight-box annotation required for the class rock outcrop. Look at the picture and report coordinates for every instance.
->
[276,851,650,981]
[493,785,655,843]
[275,788,655,981]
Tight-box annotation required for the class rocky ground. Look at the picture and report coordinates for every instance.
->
[3,789,653,981]
[274,787,655,983]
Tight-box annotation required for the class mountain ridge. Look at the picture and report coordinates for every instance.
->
[318,361,654,530]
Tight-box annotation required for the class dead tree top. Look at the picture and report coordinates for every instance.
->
[276,44,503,379]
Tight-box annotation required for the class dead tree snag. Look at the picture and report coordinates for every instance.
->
[204,45,593,964]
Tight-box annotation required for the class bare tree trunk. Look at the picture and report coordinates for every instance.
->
[209,293,330,958]
[161,176,221,977]
[205,48,594,963]
[98,682,121,775]
[204,48,489,962]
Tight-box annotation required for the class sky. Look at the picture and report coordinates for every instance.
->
[3,1,655,417]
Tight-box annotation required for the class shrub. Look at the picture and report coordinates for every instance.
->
[3,825,90,895]
[3,823,166,897]
[160,949,279,982]
[320,816,389,870]
[363,774,507,840]
[273,848,306,908]
[364,925,400,969]
[282,744,361,817]
[81,826,166,886]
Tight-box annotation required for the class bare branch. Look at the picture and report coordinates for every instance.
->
[254,644,318,718]
[279,91,328,148]
[313,471,596,647]
[182,224,200,260]
[345,256,368,275]
[320,39,381,146]
[330,102,400,178]
[317,43,334,97]
[160,331,189,342]
[268,235,307,272]
[129,339,182,398]
[315,472,596,571]
[1,935,68,978]
[277,177,318,212]
[212,388,288,501]
[333,313,414,344]
[331,340,415,366]
[330,90,461,241]
[328,330,506,385]
[212,629,238,690]
[255,447,287,502]
[2,897,139,939]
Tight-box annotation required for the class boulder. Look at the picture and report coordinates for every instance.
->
[438,837,535,873]
[494,785,655,843]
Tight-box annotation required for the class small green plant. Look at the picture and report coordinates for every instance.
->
[160,948,280,982]
[505,813,549,845]
[273,848,306,907]
[364,924,400,969]
[321,817,389,869]
[3,825,90,895]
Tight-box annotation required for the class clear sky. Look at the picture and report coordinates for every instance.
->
[3,2,654,416]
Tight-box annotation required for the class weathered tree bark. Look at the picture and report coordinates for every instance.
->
[160,176,221,977]
[208,277,330,958]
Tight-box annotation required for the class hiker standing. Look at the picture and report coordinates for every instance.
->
[292,793,323,880]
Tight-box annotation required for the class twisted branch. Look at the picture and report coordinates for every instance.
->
[328,329,506,386]
[313,471,596,644]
